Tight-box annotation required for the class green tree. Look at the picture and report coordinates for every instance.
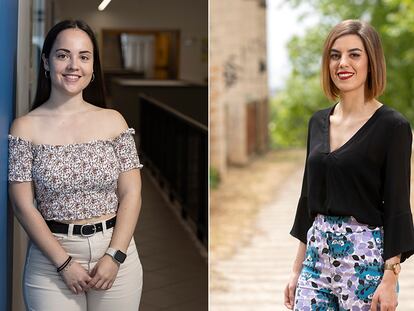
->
[270,0,414,148]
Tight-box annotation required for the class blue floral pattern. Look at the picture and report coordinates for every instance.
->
[294,214,396,311]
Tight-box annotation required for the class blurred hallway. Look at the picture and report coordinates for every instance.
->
[4,1,208,309]
[135,169,208,311]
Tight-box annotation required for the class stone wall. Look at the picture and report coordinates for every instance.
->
[210,0,268,176]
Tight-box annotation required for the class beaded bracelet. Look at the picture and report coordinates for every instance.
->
[57,256,72,273]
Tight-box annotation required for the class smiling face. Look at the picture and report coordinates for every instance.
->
[43,28,94,97]
[329,34,369,97]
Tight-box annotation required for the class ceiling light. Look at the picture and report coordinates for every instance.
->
[98,0,112,11]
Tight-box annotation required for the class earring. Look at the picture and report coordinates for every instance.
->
[45,70,50,79]
[91,73,95,82]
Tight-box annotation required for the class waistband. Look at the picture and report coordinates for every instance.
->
[313,214,382,234]
[46,216,116,237]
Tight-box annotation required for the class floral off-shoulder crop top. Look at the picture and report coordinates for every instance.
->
[8,128,143,221]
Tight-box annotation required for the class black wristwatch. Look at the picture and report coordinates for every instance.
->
[105,247,127,264]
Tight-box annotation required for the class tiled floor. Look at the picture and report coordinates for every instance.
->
[135,169,208,311]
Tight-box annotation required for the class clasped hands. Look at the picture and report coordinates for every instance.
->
[60,255,120,294]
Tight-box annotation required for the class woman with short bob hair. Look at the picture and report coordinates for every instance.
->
[321,19,387,102]
[8,20,143,310]
[284,20,414,310]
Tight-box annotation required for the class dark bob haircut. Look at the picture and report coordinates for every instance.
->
[31,20,106,110]
[321,20,386,101]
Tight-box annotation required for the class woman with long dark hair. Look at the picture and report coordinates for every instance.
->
[8,20,143,310]
[284,20,414,310]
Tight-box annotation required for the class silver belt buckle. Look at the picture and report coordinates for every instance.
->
[80,223,96,237]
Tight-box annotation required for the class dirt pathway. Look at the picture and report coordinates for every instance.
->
[210,149,414,310]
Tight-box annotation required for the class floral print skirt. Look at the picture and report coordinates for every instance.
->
[294,214,398,311]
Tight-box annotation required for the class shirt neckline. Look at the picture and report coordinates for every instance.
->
[326,103,386,154]
[8,127,135,148]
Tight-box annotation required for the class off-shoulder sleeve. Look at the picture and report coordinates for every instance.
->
[8,135,33,182]
[290,117,315,244]
[112,128,144,172]
[382,120,414,263]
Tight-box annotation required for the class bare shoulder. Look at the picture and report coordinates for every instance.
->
[9,115,35,140]
[9,104,60,141]
[98,108,129,137]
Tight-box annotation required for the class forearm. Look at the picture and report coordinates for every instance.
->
[13,205,69,267]
[292,241,307,274]
[109,194,141,252]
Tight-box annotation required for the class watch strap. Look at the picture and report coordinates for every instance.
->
[105,247,117,257]
[384,262,401,275]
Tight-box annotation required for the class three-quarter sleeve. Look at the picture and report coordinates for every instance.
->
[382,120,414,262]
[112,128,144,172]
[8,135,33,182]
[290,117,315,243]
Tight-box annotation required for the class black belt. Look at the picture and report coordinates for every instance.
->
[46,216,117,237]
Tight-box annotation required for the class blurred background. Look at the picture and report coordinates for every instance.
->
[1,0,207,310]
[210,0,414,310]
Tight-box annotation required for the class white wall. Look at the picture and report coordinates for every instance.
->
[53,0,207,84]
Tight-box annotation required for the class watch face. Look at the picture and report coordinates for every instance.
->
[394,263,401,274]
[114,250,127,263]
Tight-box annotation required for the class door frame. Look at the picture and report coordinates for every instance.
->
[0,0,19,309]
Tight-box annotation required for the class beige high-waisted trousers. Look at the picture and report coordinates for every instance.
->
[23,226,143,311]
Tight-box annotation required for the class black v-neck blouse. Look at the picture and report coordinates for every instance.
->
[290,103,414,262]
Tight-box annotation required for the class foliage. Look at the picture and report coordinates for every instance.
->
[270,73,326,147]
[209,167,221,190]
[270,0,414,148]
